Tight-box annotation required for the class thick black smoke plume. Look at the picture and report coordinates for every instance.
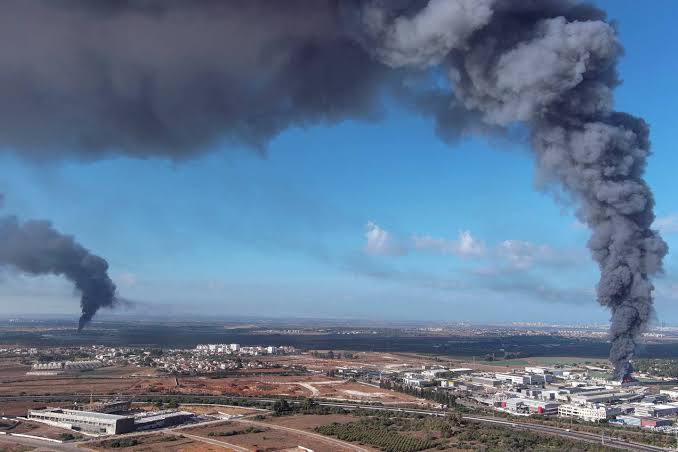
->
[0,216,116,331]
[0,0,667,373]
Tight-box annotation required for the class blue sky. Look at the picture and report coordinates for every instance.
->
[0,0,677,324]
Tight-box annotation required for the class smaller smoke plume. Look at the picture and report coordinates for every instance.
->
[0,216,116,330]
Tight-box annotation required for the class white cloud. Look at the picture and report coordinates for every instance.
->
[457,230,486,257]
[411,230,485,258]
[363,221,405,256]
[654,215,678,234]
[363,222,581,270]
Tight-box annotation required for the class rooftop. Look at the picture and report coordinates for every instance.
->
[29,408,130,421]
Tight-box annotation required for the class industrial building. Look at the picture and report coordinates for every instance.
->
[26,360,104,376]
[27,408,134,434]
[471,376,502,387]
[133,410,194,430]
[558,403,620,422]
[659,388,678,400]
[501,398,559,415]
[495,372,545,385]
[613,415,673,429]
[633,403,678,418]
[79,399,131,414]
[568,390,634,406]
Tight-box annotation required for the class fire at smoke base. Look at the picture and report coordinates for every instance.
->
[0,1,668,371]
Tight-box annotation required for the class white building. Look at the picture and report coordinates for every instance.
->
[448,368,473,376]
[28,408,134,434]
[403,373,433,387]
[471,376,502,387]
[558,403,620,422]
[634,403,678,418]
[525,366,551,375]
[495,373,545,385]
[659,388,678,400]
[569,391,624,406]
[422,368,448,378]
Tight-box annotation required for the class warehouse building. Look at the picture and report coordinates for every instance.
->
[614,415,673,429]
[495,373,545,385]
[659,388,678,400]
[501,398,559,415]
[471,376,502,387]
[27,408,134,434]
[558,403,620,422]
[133,410,194,430]
[633,403,678,418]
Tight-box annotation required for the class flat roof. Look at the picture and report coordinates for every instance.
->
[134,411,193,423]
[29,408,129,421]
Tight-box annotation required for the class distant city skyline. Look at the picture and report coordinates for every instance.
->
[0,0,676,325]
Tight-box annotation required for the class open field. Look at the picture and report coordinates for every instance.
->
[182,418,373,451]
[179,404,266,416]
[175,374,425,404]
[0,416,83,441]
[0,360,31,379]
[88,432,223,451]
[132,402,265,417]
[263,413,358,430]
[0,439,35,452]
[0,375,177,397]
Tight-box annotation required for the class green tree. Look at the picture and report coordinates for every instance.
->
[273,398,290,414]
[302,397,316,411]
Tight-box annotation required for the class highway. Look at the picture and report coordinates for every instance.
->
[0,394,672,451]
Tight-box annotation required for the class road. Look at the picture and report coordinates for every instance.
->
[0,394,672,451]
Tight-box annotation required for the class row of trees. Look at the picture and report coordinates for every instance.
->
[273,397,349,416]
[310,350,355,360]
[456,422,615,451]
[380,380,457,407]
[316,420,438,452]
[634,359,678,377]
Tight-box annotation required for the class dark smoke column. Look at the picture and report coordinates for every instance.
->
[0,0,667,374]
[534,115,667,380]
[359,0,668,379]
[0,216,116,330]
